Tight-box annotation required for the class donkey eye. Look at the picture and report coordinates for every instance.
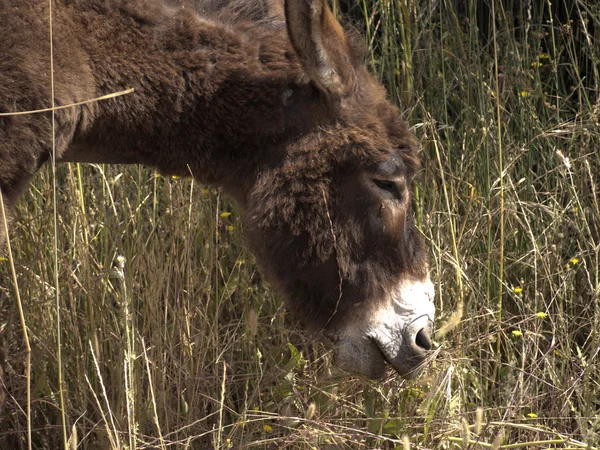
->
[373,179,402,200]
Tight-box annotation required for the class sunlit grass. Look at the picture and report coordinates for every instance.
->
[1,0,599,448]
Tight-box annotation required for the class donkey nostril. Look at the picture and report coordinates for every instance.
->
[415,328,432,351]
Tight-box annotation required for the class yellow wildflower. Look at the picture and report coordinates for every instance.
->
[531,61,542,68]
[536,312,548,319]
[0,257,7,262]
[227,225,234,232]
[538,53,550,60]
[526,413,538,418]
[519,90,530,97]
[570,257,580,265]
[263,424,273,433]
[220,211,232,219]
[511,330,523,337]
[171,175,180,180]
[513,287,523,294]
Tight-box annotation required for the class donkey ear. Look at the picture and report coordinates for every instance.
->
[284,0,357,96]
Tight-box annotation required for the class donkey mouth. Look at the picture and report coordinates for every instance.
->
[333,336,388,380]
[333,314,434,380]
[370,315,434,378]
[333,333,429,380]
[372,337,429,379]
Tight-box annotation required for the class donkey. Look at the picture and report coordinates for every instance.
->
[0,0,435,379]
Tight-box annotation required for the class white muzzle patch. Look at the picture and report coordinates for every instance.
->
[334,277,436,379]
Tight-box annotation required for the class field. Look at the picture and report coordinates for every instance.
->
[1,0,599,448]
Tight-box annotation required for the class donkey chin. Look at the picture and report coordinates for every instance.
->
[333,278,436,380]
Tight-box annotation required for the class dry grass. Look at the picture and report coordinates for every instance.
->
[1,0,599,448]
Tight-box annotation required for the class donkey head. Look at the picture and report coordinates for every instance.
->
[242,0,435,379]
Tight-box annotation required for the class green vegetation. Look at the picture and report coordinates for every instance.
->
[1,0,599,448]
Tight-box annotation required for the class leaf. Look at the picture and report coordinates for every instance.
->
[382,419,406,436]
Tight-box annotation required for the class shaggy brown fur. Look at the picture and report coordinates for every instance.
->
[0,0,428,362]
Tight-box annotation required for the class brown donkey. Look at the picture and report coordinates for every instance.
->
[0,0,435,379]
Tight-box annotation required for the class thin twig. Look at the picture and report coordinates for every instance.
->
[46,0,68,447]
[491,0,505,389]
[321,188,343,331]
[0,89,135,117]
[0,191,31,450]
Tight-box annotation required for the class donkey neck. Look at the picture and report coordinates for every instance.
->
[60,5,327,205]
